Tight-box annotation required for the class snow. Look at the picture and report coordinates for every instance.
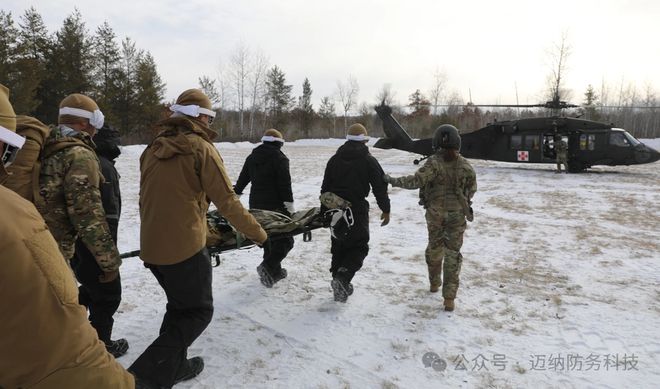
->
[114,139,660,388]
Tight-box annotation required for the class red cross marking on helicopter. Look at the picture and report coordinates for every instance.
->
[517,151,529,161]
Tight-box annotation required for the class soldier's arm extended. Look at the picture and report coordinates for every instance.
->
[367,155,391,213]
[198,143,267,244]
[233,156,251,194]
[64,148,121,272]
[389,158,438,189]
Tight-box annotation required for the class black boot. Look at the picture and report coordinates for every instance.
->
[105,338,129,358]
[174,356,205,384]
[257,263,288,288]
[331,267,352,302]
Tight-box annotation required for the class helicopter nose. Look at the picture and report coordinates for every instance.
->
[637,145,660,164]
[649,147,660,163]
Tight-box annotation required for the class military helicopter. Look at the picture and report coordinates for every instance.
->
[374,100,660,172]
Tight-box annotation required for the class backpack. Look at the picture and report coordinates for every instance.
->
[319,192,354,241]
[3,116,50,202]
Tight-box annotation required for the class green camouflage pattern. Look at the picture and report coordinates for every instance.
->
[389,151,477,299]
[36,125,120,271]
[555,139,568,172]
[389,152,477,213]
[425,209,465,298]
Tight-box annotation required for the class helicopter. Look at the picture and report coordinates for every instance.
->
[373,100,660,172]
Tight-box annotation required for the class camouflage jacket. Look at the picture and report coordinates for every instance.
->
[390,152,477,217]
[555,139,568,156]
[36,125,120,271]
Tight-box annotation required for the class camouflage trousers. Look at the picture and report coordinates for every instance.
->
[425,209,466,299]
[556,153,568,172]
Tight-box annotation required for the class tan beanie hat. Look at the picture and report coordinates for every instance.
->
[0,84,17,132]
[262,128,284,143]
[58,93,104,129]
[170,89,216,120]
[346,123,369,141]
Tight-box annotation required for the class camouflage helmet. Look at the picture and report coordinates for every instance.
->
[432,124,461,151]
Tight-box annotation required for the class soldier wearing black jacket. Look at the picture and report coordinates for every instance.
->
[71,125,127,357]
[234,129,294,287]
[321,123,390,302]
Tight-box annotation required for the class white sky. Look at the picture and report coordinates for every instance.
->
[6,0,660,109]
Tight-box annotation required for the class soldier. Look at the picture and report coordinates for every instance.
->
[555,135,569,173]
[131,89,267,389]
[384,124,477,312]
[0,84,134,389]
[71,124,127,357]
[321,123,390,302]
[36,93,127,353]
[234,128,294,287]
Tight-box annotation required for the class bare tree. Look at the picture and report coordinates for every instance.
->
[336,75,359,131]
[247,49,269,138]
[228,43,250,136]
[545,31,572,106]
[375,83,397,106]
[429,68,447,115]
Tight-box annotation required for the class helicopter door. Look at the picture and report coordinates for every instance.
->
[542,134,556,161]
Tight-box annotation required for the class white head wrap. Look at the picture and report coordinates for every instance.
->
[59,106,105,129]
[170,104,216,119]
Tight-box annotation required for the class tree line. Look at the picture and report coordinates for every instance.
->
[0,7,165,144]
[1,9,658,144]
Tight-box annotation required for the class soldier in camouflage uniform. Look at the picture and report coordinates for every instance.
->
[36,94,126,354]
[384,125,477,312]
[555,135,569,173]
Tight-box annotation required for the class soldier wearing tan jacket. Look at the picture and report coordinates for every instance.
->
[0,84,134,389]
[130,88,267,389]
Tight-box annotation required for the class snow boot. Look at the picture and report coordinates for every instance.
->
[257,264,287,288]
[105,338,129,358]
[430,284,440,293]
[444,298,455,312]
[331,278,350,303]
[174,356,205,384]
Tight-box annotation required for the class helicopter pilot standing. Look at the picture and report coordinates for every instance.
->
[555,136,569,173]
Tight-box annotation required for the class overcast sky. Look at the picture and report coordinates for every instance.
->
[5,0,660,109]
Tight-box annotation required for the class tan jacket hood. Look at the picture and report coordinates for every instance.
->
[16,115,51,145]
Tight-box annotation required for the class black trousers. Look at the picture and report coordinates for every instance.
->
[72,239,122,343]
[129,248,214,388]
[330,210,370,283]
[262,236,294,272]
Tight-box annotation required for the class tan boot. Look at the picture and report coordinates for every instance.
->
[443,298,455,311]
[430,284,440,293]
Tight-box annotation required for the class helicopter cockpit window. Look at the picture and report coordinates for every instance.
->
[609,132,630,147]
[623,131,641,146]
[510,135,522,150]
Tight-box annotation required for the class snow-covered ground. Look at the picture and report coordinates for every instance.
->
[113,138,660,388]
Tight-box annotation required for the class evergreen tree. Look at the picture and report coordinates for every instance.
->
[408,89,431,118]
[318,96,336,137]
[134,52,165,139]
[113,37,142,134]
[37,9,93,123]
[0,11,18,87]
[13,7,51,113]
[265,65,294,130]
[91,20,121,120]
[297,77,314,137]
[582,84,600,121]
